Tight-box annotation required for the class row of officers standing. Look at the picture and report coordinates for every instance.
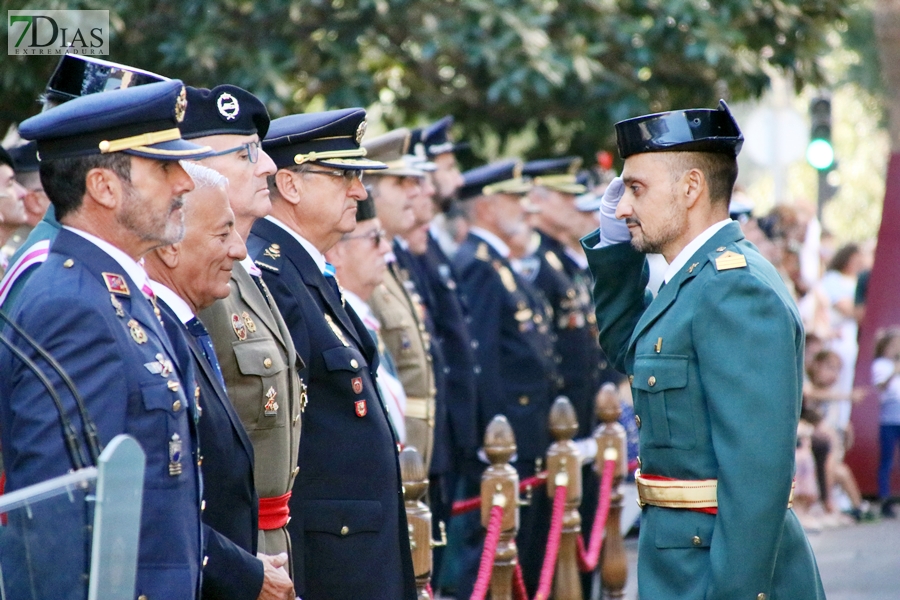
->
[0,55,616,600]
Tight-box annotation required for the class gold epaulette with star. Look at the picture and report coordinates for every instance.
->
[475,242,491,262]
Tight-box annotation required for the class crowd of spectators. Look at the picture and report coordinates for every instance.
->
[735,196,889,530]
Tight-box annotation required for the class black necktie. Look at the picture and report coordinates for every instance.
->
[186,317,226,389]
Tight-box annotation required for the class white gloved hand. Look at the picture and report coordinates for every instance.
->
[598,177,630,247]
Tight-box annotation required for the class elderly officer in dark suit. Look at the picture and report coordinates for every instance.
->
[252,108,416,600]
[145,162,295,600]
[176,85,303,567]
[583,102,825,600]
[0,55,168,309]
[0,80,211,599]
[454,159,561,596]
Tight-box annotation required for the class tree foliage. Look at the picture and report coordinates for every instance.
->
[2,0,851,163]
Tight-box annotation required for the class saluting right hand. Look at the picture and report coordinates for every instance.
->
[598,177,631,247]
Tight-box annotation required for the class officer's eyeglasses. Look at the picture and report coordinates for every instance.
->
[305,168,364,184]
[341,228,386,248]
[207,141,261,163]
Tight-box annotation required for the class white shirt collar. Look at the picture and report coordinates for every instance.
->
[149,280,195,324]
[394,236,409,251]
[239,255,255,274]
[63,226,151,291]
[662,219,732,283]
[265,215,327,274]
[469,226,510,259]
[343,289,380,330]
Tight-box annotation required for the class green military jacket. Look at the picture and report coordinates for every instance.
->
[200,262,302,558]
[583,222,824,600]
[368,262,436,469]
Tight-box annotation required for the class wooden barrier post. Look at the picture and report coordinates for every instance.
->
[481,415,520,600]
[546,396,584,600]
[594,383,628,599]
[400,447,435,600]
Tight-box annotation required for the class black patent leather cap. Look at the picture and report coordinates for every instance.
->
[615,100,743,159]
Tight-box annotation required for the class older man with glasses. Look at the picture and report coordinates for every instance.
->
[251,108,416,600]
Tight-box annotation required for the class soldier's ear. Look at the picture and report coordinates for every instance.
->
[155,242,181,269]
[84,167,121,210]
[682,168,705,209]
[274,169,301,206]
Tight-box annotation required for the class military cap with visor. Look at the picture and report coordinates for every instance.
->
[263,108,386,171]
[8,142,40,173]
[615,100,744,159]
[179,85,270,140]
[363,128,429,178]
[409,115,469,159]
[522,156,587,195]
[18,80,212,162]
[44,54,168,104]
[458,159,532,201]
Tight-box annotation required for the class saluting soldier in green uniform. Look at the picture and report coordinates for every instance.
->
[583,101,825,600]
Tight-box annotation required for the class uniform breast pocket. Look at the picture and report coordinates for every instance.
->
[233,338,288,430]
[135,379,191,487]
[633,354,696,450]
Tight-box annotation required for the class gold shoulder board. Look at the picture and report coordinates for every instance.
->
[715,251,747,271]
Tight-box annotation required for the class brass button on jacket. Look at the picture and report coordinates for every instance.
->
[692,535,702,546]
[340,525,349,536]
[648,375,657,387]
[634,415,642,428]
[263,357,273,368]
[350,358,359,369]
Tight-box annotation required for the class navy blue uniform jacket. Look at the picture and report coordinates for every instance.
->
[157,300,264,600]
[249,218,416,600]
[0,230,203,599]
[454,233,559,462]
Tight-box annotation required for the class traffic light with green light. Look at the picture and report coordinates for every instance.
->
[807,97,834,171]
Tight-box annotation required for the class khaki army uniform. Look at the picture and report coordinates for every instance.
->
[200,261,303,557]
[369,261,436,468]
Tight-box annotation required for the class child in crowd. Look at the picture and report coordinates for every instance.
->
[794,418,823,530]
[871,326,900,518]
[804,349,873,522]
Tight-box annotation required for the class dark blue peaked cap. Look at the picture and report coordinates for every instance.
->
[522,156,581,177]
[459,158,531,201]
[522,156,587,195]
[615,100,743,159]
[410,115,469,159]
[263,108,386,171]
[19,80,212,162]
[8,142,39,173]
[180,85,270,140]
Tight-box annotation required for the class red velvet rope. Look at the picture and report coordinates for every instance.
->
[533,482,567,600]
[470,503,505,600]
[451,495,482,517]
[451,472,548,516]
[576,458,616,572]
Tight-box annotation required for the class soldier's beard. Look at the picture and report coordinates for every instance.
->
[626,206,686,256]
[118,183,186,248]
